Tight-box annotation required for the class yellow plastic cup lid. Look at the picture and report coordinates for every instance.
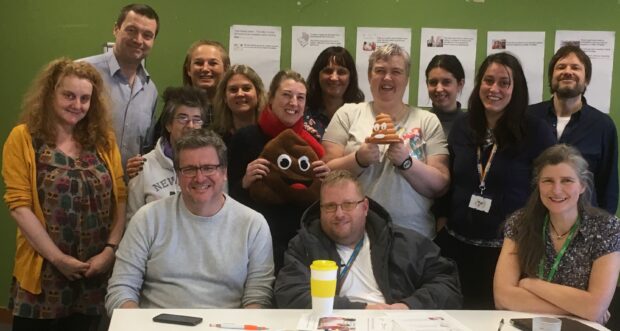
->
[310,260,338,271]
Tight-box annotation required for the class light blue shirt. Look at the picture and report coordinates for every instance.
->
[80,51,158,171]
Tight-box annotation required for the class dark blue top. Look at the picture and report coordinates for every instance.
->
[446,113,555,242]
[529,98,618,214]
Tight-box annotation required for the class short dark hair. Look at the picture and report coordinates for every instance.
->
[306,47,364,111]
[159,86,209,143]
[468,52,529,148]
[115,4,160,36]
[425,54,465,82]
[173,129,228,169]
[548,45,592,91]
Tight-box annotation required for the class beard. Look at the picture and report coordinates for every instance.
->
[552,79,586,99]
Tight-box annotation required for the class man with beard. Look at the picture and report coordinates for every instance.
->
[529,45,618,214]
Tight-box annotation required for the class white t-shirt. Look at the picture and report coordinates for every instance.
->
[323,102,448,237]
[556,116,571,138]
[336,233,385,305]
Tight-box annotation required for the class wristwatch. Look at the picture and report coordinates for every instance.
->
[397,155,413,170]
[104,243,118,252]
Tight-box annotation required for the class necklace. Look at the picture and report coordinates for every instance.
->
[549,221,571,240]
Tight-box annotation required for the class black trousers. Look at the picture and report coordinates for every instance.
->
[434,229,501,310]
[12,313,100,331]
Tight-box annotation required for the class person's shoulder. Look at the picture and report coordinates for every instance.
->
[527,99,552,115]
[224,195,268,223]
[584,104,615,126]
[78,53,109,69]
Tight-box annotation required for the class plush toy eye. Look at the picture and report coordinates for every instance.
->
[373,123,380,132]
[298,156,311,171]
[380,122,387,130]
[277,154,292,170]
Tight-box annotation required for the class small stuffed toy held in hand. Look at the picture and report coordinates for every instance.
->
[249,129,321,207]
[365,113,403,144]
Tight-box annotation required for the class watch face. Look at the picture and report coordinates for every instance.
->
[401,157,412,170]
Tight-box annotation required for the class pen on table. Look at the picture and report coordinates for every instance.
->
[497,318,504,331]
[210,323,268,330]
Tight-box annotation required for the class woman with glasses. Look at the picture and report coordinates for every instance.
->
[126,86,208,221]
[434,53,555,309]
[228,69,329,273]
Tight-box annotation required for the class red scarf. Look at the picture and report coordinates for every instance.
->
[258,105,325,158]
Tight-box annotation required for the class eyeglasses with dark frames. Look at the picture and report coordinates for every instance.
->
[320,200,365,213]
[179,164,221,177]
[174,115,204,127]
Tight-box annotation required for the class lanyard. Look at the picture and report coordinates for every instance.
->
[336,236,364,293]
[476,144,497,195]
[538,214,580,281]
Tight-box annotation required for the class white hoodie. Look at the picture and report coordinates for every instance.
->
[126,138,179,221]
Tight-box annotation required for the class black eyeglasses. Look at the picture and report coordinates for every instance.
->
[179,164,221,177]
[320,200,365,213]
[174,115,204,127]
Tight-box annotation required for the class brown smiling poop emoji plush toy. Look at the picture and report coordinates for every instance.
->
[365,113,403,144]
[249,129,320,207]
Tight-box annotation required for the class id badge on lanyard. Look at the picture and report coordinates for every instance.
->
[469,144,497,213]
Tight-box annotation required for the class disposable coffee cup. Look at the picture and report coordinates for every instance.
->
[532,317,562,331]
[310,260,338,317]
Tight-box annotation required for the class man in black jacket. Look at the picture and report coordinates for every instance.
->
[275,170,462,309]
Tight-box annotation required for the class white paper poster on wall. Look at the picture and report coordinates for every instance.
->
[229,25,282,86]
[356,27,412,103]
[417,28,477,109]
[555,30,615,113]
[291,26,345,79]
[487,31,546,105]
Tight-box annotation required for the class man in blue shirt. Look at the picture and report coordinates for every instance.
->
[529,45,618,214]
[81,4,159,172]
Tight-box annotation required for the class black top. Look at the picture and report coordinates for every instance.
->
[446,113,555,242]
[430,102,465,137]
[529,97,618,214]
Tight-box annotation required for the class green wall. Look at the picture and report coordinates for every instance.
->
[1,0,619,306]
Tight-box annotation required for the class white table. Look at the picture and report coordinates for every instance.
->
[108,309,609,330]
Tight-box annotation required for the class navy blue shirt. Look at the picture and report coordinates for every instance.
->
[446,113,555,242]
[529,98,618,214]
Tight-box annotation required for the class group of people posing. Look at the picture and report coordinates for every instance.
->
[2,3,620,331]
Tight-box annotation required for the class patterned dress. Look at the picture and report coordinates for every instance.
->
[9,141,113,318]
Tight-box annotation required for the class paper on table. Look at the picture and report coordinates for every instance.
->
[296,313,394,331]
[387,311,472,331]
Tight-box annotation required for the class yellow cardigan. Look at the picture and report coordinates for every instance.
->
[2,124,127,294]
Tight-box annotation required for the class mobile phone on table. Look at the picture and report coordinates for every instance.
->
[153,313,203,326]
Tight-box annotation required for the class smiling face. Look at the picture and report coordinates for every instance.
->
[551,52,588,99]
[248,129,321,206]
[319,60,350,100]
[187,45,226,92]
[426,67,463,112]
[52,75,93,131]
[165,105,204,145]
[177,146,227,216]
[320,180,369,247]
[270,79,306,127]
[479,62,513,123]
[368,55,408,103]
[538,162,585,221]
[113,10,157,65]
[225,74,258,115]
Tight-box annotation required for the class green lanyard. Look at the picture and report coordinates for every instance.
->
[538,214,580,281]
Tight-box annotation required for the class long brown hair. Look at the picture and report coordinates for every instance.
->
[211,64,266,135]
[20,58,113,150]
[511,144,596,275]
